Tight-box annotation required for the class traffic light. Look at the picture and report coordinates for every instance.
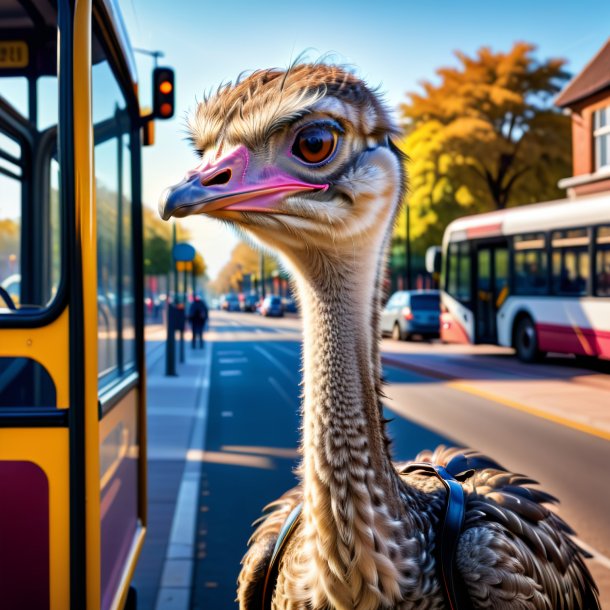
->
[153,67,175,119]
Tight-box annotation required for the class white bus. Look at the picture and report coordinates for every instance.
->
[439,193,610,362]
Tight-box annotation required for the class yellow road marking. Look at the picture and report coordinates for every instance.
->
[446,381,610,443]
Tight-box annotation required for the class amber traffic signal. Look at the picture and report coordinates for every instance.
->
[153,67,175,119]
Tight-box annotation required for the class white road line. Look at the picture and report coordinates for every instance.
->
[219,357,248,364]
[217,350,244,356]
[219,369,242,377]
[253,345,297,382]
[574,536,610,571]
[155,342,213,610]
[268,376,299,409]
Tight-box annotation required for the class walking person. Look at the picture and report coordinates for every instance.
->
[188,295,208,349]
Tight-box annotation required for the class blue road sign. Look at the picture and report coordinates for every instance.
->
[173,242,196,262]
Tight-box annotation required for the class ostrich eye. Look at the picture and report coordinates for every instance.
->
[292,126,338,165]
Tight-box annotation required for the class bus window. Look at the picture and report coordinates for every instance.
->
[596,226,610,296]
[514,233,548,295]
[93,34,135,386]
[552,229,589,295]
[446,242,471,302]
[0,17,61,315]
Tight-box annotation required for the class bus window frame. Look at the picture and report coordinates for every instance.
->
[0,43,69,329]
[91,16,144,415]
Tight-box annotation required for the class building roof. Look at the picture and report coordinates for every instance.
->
[555,37,610,108]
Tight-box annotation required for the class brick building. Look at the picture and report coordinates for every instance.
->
[555,38,610,198]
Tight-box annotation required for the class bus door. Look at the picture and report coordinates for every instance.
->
[475,242,509,343]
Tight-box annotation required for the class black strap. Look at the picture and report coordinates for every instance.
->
[262,503,303,609]
[401,463,469,609]
[262,464,469,609]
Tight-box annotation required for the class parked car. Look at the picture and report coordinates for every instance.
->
[240,292,259,312]
[282,297,298,313]
[381,290,440,341]
[260,295,284,317]
[220,293,240,312]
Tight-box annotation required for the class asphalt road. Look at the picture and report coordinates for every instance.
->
[187,311,610,608]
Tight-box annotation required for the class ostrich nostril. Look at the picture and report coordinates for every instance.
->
[201,169,232,187]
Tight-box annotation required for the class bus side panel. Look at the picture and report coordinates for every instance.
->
[99,389,139,610]
[440,293,474,344]
[0,430,70,610]
[500,297,610,357]
[0,461,49,610]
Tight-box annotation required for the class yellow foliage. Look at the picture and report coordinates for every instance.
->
[394,41,571,258]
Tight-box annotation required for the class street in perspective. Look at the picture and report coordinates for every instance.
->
[132,311,610,609]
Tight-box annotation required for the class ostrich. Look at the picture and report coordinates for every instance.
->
[159,64,600,610]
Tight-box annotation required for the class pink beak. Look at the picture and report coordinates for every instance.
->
[159,145,328,221]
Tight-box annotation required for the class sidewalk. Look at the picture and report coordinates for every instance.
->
[132,332,212,610]
[381,343,610,441]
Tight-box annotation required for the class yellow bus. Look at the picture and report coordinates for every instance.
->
[0,1,172,608]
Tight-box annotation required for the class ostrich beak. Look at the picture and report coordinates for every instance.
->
[159,145,327,221]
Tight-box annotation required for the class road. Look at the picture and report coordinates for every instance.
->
[156,310,610,608]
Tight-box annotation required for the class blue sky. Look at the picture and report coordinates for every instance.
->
[121,0,610,279]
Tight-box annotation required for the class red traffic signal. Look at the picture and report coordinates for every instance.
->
[153,67,175,119]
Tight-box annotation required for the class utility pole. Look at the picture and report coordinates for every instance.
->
[172,223,178,301]
[405,204,412,290]
[260,252,266,299]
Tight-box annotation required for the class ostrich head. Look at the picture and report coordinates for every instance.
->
[159,64,406,278]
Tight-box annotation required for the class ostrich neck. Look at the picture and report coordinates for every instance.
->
[297,265,398,499]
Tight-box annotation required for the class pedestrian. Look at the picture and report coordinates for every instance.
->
[188,295,208,349]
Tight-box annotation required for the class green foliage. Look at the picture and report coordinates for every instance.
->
[396,42,572,257]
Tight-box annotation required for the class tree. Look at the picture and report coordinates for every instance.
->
[396,42,572,255]
[142,206,192,276]
[210,241,278,295]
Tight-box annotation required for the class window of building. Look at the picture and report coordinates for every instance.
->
[596,226,610,296]
[594,106,610,171]
[514,233,548,294]
[551,229,590,295]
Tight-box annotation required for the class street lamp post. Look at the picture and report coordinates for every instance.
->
[405,204,412,290]
[260,252,266,299]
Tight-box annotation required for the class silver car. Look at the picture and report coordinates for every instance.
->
[381,290,440,341]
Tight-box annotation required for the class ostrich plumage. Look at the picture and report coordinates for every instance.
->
[159,64,600,610]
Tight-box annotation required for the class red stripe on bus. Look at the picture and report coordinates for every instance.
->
[465,222,503,239]
[537,323,610,358]
[440,312,470,344]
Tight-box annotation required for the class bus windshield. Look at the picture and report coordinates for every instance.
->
[0,0,61,314]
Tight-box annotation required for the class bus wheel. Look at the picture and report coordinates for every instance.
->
[392,323,403,341]
[514,316,545,363]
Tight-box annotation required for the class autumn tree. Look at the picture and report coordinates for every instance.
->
[210,241,279,295]
[396,42,571,255]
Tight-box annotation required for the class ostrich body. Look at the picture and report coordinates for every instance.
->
[159,65,600,610]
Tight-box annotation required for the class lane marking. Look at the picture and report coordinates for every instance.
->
[217,349,244,356]
[219,369,242,377]
[383,355,610,442]
[254,345,297,382]
[446,381,610,443]
[574,536,610,571]
[268,375,299,409]
[219,357,248,364]
[221,410,233,417]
